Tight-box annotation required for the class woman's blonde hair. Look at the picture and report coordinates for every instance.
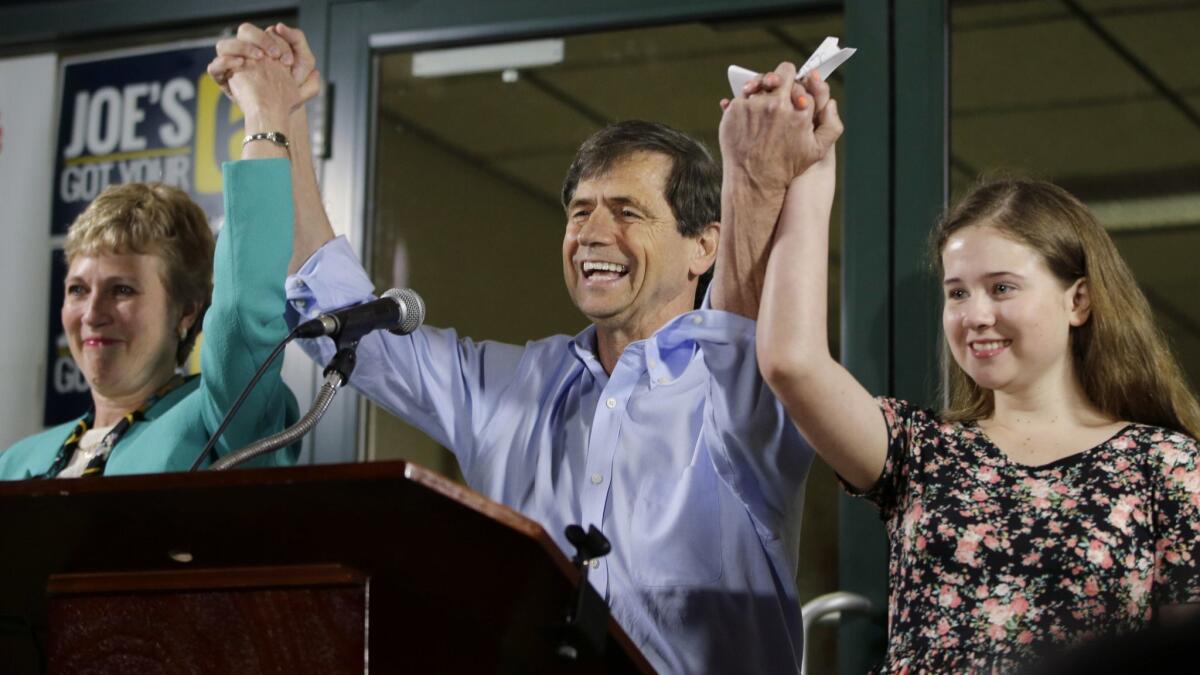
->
[64,182,215,366]
[931,178,1200,438]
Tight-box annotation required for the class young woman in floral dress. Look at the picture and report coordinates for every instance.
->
[752,76,1200,673]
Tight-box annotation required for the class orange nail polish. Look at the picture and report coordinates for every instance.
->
[797,96,809,108]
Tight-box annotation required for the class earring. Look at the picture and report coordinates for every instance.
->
[179,327,188,341]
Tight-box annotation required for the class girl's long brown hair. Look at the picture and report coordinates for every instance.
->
[931,178,1200,438]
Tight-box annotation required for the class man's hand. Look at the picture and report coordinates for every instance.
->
[226,55,301,135]
[719,65,837,194]
[208,23,321,107]
[709,63,840,319]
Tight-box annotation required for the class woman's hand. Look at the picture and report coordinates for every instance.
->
[718,68,838,191]
[226,55,299,136]
[208,23,321,110]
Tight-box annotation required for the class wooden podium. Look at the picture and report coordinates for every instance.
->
[0,462,653,674]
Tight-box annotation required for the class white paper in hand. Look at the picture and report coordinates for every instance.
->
[727,36,856,97]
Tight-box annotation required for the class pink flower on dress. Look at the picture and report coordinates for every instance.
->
[1159,441,1187,466]
[1010,595,1029,616]
[956,534,980,566]
[1017,630,1034,645]
[902,502,924,542]
[1024,477,1054,508]
[1169,466,1200,494]
[1087,540,1114,569]
[1110,435,1135,450]
[976,465,1000,484]
[1123,570,1152,613]
[1107,494,1142,535]
[955,524,995,566]
[938,586,962,609]
[982,597,1022,627]
[1162,545,1182,564]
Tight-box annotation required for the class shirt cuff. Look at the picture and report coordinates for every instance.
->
[285,236,375,323]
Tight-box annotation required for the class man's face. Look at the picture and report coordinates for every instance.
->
[562,151,704,338]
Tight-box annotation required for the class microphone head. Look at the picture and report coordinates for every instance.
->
[383,288,426,336]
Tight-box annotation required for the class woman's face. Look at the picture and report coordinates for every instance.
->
[61,252,194,403]
[940,225,1089,397]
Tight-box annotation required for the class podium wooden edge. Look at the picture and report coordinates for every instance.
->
[46,564,365,595]
[0,460,657,674]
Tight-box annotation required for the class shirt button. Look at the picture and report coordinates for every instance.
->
[591,472,603,485]
[648,358,658,368]
[589,559,600,570]
[606,397,616,409]
[691,315,703,325]
[658,376,670,385]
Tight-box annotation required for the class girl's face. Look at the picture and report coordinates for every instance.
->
[941,225,1090,397]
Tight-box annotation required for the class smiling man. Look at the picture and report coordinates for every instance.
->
[560,122,720,374]
[211,23,834,673]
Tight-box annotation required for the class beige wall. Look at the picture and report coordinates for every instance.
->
[364,119,581,470]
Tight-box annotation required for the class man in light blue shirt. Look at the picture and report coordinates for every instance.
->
[214,27,833,674]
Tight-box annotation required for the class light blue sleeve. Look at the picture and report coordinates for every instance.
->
[696,309,815,542]
[284,238,525,475]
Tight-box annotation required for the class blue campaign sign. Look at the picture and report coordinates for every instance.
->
[44,249,91,427]
[50,40,243,235]
[44,40,243,426]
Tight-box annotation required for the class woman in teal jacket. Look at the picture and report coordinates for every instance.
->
[0,159,299,478]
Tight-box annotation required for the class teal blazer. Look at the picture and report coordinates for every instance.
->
[0,159,300,478]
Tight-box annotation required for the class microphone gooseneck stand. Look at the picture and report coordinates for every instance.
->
[192,287,424,471]
[210,343,359,471]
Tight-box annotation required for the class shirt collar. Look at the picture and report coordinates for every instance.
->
[568,311,715,390]
[569,324,609,383]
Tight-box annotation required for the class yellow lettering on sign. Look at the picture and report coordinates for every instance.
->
[193,74,243,194]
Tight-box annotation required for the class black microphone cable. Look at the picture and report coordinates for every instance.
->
[188,324,301,471]
[186,288,424,471]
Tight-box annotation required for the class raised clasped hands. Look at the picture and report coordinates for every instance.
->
[206,23,322,132]
[718,62,843,196]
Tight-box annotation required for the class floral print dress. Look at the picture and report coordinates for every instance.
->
[855,397,1200,674]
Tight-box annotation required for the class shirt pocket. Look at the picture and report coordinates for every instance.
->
[629,462,724,587]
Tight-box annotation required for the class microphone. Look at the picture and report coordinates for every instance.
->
[295,288,425,342]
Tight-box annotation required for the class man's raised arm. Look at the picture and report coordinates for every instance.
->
[710,64,838,319]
